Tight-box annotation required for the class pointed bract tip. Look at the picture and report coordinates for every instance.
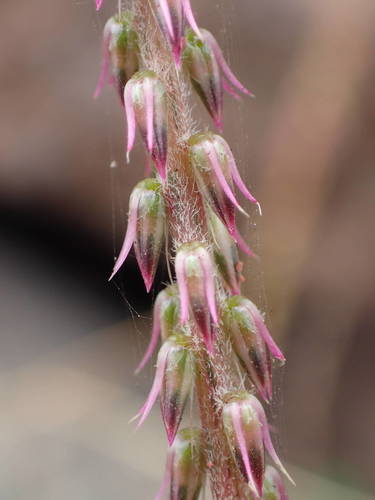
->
[143,273,154,293]
[230,226,256,258]
[202,29,254,100]
[214,117,223,132]
[182,0,202,38]
[167,427,177,446]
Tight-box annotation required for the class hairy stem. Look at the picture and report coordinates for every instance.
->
[132,1,244,498]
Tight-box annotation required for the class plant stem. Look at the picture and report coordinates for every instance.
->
[132,1,245,498]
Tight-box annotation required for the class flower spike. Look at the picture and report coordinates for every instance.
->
[135,336,194,445]
[94,13,139,104]
[135,285,180,374]
[124,71,168,180]
[222,296,275,401]
[223,393,293,498]
[183,29,253,128]
[157,427,206,500]
[208,209,242,295]
[189,132,257,256]
[263,465,289,500]
[175,242,218,353]
[109,178,165,291]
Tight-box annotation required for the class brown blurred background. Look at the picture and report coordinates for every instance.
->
[0,0,374,498]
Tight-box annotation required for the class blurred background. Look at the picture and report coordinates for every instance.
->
[0,0,374,498]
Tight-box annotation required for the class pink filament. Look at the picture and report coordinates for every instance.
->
[124,82,136,160]
[109,194,139,280]
[175,253,190,324]
[204,143,248,217]
[220,139,258,205]
[182,0,201,38]
[253,312,285,361]
[93,30,111,99]
[231,404,261,498]
[250,396,295,485]
[204,30,255,97]
[96,0,104,11]
[135,297,162,374]
[230,225,256,258]
[136,343,170,429]
[159,0,175,39]
[198,248,218,324]
[144,78,154,153]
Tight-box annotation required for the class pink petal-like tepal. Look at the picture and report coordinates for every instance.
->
[96,0,104,11]
[135,337,193,446]
[109,179,165,290]
[124,71,168,180]
[264,465,289,500]
[175,242,218,352]
[94,15,139,104]
[203,29,255,98]
[109,189,139,281]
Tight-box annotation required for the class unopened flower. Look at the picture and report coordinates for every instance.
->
[135,336,194,445]
[263,465,289,500]
[222,392,293,499]
[95,0,104,10]
[124,71,168,180]
[109,178,165,291]
[208,209,242,295]
[183,29,254,129]
[94,13,139,104]
[175,242,218,353]
[135,284,180,374]
[154,0,201,66]
[222,295,285,402]
[156,427,206,500]
[189,132,258,256]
